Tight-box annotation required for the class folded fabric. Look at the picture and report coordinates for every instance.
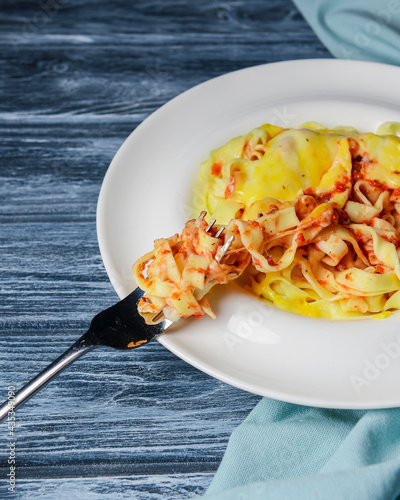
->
[293,0,400,66]
[201,398,400,499]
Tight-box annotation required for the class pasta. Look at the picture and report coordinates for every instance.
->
[132,215,251,324]
[133,121,400,321]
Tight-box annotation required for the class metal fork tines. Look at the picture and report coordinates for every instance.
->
[0,212,233,421]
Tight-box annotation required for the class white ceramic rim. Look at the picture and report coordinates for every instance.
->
[97,59,400,409]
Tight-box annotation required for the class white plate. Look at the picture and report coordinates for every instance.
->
[97,59,400,409]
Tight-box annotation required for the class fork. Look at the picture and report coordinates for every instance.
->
[0,213,234,422]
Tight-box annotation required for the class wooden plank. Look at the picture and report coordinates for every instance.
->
[3,473,215,499]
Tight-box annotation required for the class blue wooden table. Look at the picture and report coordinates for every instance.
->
[0,1,331,498]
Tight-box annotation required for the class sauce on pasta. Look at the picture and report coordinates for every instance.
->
[193,121,400,319]
[133,122,400,322]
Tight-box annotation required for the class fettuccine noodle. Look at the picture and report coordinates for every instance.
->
[133,121,400,321]
[132,216,251,324]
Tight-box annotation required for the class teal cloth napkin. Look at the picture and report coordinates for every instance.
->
[199,2,400,498]
[292,0,400,65]
[201,399,400,499]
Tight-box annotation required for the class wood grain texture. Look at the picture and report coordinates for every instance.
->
[0,0,331,498]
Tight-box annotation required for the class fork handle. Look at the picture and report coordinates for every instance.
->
[0,333,96,422]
